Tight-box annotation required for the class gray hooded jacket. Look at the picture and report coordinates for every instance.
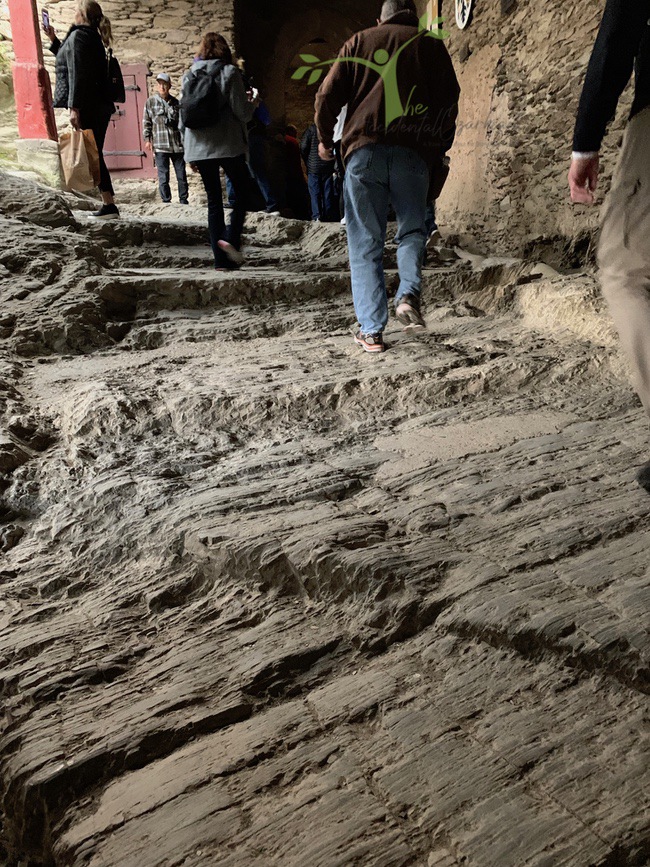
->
[181,60,255,162]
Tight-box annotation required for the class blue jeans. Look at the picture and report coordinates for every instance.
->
[307,173,338,221]
[344,144,428,335]
[154,151,189,203]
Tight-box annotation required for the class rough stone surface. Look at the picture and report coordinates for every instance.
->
[0,170,74,228]
[14,138,63,189]
[0,73,18,169]
[0,176,648,867]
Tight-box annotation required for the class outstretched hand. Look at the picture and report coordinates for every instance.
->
[569,154,599,204]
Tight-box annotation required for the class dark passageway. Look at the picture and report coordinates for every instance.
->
[234,0,380,132]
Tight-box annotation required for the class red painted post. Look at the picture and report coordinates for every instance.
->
[7,0,57,140]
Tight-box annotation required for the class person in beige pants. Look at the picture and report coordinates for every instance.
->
[569,0,650,493]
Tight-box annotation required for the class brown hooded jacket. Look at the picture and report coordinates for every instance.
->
[315,9,460,188]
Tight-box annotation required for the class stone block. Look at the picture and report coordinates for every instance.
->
[15,138,62,188]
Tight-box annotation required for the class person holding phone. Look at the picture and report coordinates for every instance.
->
[44,1,119,219]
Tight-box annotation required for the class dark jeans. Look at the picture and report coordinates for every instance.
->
[425,202,438,235]
[286,176,310,220]
[334,144,345,218]
[308,172,338,221]
[79,107,113,195]
[155,151,189,203]
[248,132,279,212]
[225,174,263,210]
[225,146,280,213]
[195,155,249,269]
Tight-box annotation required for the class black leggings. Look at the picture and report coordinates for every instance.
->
[195,155,250,268]
[79,108,114,195]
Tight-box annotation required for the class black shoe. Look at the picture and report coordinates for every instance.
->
[636,461,650,493]
[92,203,120,220]
[394,293,426,329]
[353,330,385,353]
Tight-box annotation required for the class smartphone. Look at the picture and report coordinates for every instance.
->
[41,9,50,31]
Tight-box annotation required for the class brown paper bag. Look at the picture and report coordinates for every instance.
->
[82,129,101,186]
[59,128,95,191]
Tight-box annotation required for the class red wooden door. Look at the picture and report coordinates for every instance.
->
[103,65,156,178]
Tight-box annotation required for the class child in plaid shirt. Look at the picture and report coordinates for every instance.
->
[143,73,189,204]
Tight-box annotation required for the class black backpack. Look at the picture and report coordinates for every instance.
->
[181,62,225,129]
[107,48,125,104]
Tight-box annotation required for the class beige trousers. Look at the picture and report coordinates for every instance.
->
[598,106,650,418]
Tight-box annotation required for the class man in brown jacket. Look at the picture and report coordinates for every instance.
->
[315,0,459,352]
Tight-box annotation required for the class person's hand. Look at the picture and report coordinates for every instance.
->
[569,154,599,204]
[69,108,80,130]
[189,162,199,174]
[44,24,56,41]
[246,89,260,106]
[318,142,334,161]
[144,141,153,152]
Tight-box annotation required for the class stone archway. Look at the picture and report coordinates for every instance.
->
[233,0,379,129]
[270,7,357,133]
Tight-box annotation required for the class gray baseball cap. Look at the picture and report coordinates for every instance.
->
[156,73,171,84]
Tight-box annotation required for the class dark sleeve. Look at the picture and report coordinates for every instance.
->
[430,41,460,154]
[226,66,255,125]
[299,127,311,162]
[315,38,355,148]
[66,32,83,108]
[573,0,649,151]
[49,37,61,55]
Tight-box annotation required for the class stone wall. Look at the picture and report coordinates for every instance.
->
[0,0,235,98]
[414,0,631,259]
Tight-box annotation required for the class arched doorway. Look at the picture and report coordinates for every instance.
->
[233,0,379,132]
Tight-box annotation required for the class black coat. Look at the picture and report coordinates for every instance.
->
[51,25,113,115]
[573,0,650,151]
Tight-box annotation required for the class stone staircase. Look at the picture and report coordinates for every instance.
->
[0,195,648,867]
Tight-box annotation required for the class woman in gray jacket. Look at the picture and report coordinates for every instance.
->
[182,33,256,270]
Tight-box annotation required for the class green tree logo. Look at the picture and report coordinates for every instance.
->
[292,14,449,128]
